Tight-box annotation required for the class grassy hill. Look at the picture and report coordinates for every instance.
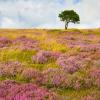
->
[0,29,100,99]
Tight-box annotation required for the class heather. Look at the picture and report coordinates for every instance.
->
[0,29,100,100]
[0,80,58,100]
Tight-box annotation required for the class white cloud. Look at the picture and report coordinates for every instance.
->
[1,17,14,28]
[0,17,26,28]
[0,0,100,29]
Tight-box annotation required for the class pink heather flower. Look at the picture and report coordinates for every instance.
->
[86,95,94,100]
[13,36,39,51]
[0,61,23,77]
[87,67,100,88]
[0,80,58,99]
[32,50,61,64]
[84,79,92,88]
[95,78,100,88]
[56,53,91,73]
[89,68,100,79]
[32,52,47,64]
[42,68,71,88]
[0,37,12,48]
[21,68,43,83]
[21,68,40,79]
[73,80,81,89]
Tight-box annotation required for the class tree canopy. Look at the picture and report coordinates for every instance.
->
[59,10,80,29]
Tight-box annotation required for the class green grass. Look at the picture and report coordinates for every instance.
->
[40,40,68,52]
[0,48,36,63]
[50,87,100,100]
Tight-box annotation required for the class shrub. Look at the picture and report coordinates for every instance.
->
[21,68,43,83]
[13,36,39,51]
[0,80,58,100]
[0,61,23,77]
[56,54,91,73]
[32,50,61,64]
[0,37,12,48]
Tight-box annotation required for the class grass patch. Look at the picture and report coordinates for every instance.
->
[51,87,100,100]
[0,49,36,63]
[40,40,68,52]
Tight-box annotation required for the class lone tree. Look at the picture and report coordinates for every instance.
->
[59,10,80,29]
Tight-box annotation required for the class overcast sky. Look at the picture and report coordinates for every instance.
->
[0,0,100,29]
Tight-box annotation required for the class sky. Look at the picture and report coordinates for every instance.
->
[0,0,100,29]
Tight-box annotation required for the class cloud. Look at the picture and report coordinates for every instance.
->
[73,0,81,4]
[0,0,100,29]
[0,17,28,28]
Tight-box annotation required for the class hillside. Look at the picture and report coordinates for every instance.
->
[0,29,100,100]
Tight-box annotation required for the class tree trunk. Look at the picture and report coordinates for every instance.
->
[65,22,68,30]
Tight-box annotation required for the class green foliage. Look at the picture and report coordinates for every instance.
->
[59,10,80,29]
